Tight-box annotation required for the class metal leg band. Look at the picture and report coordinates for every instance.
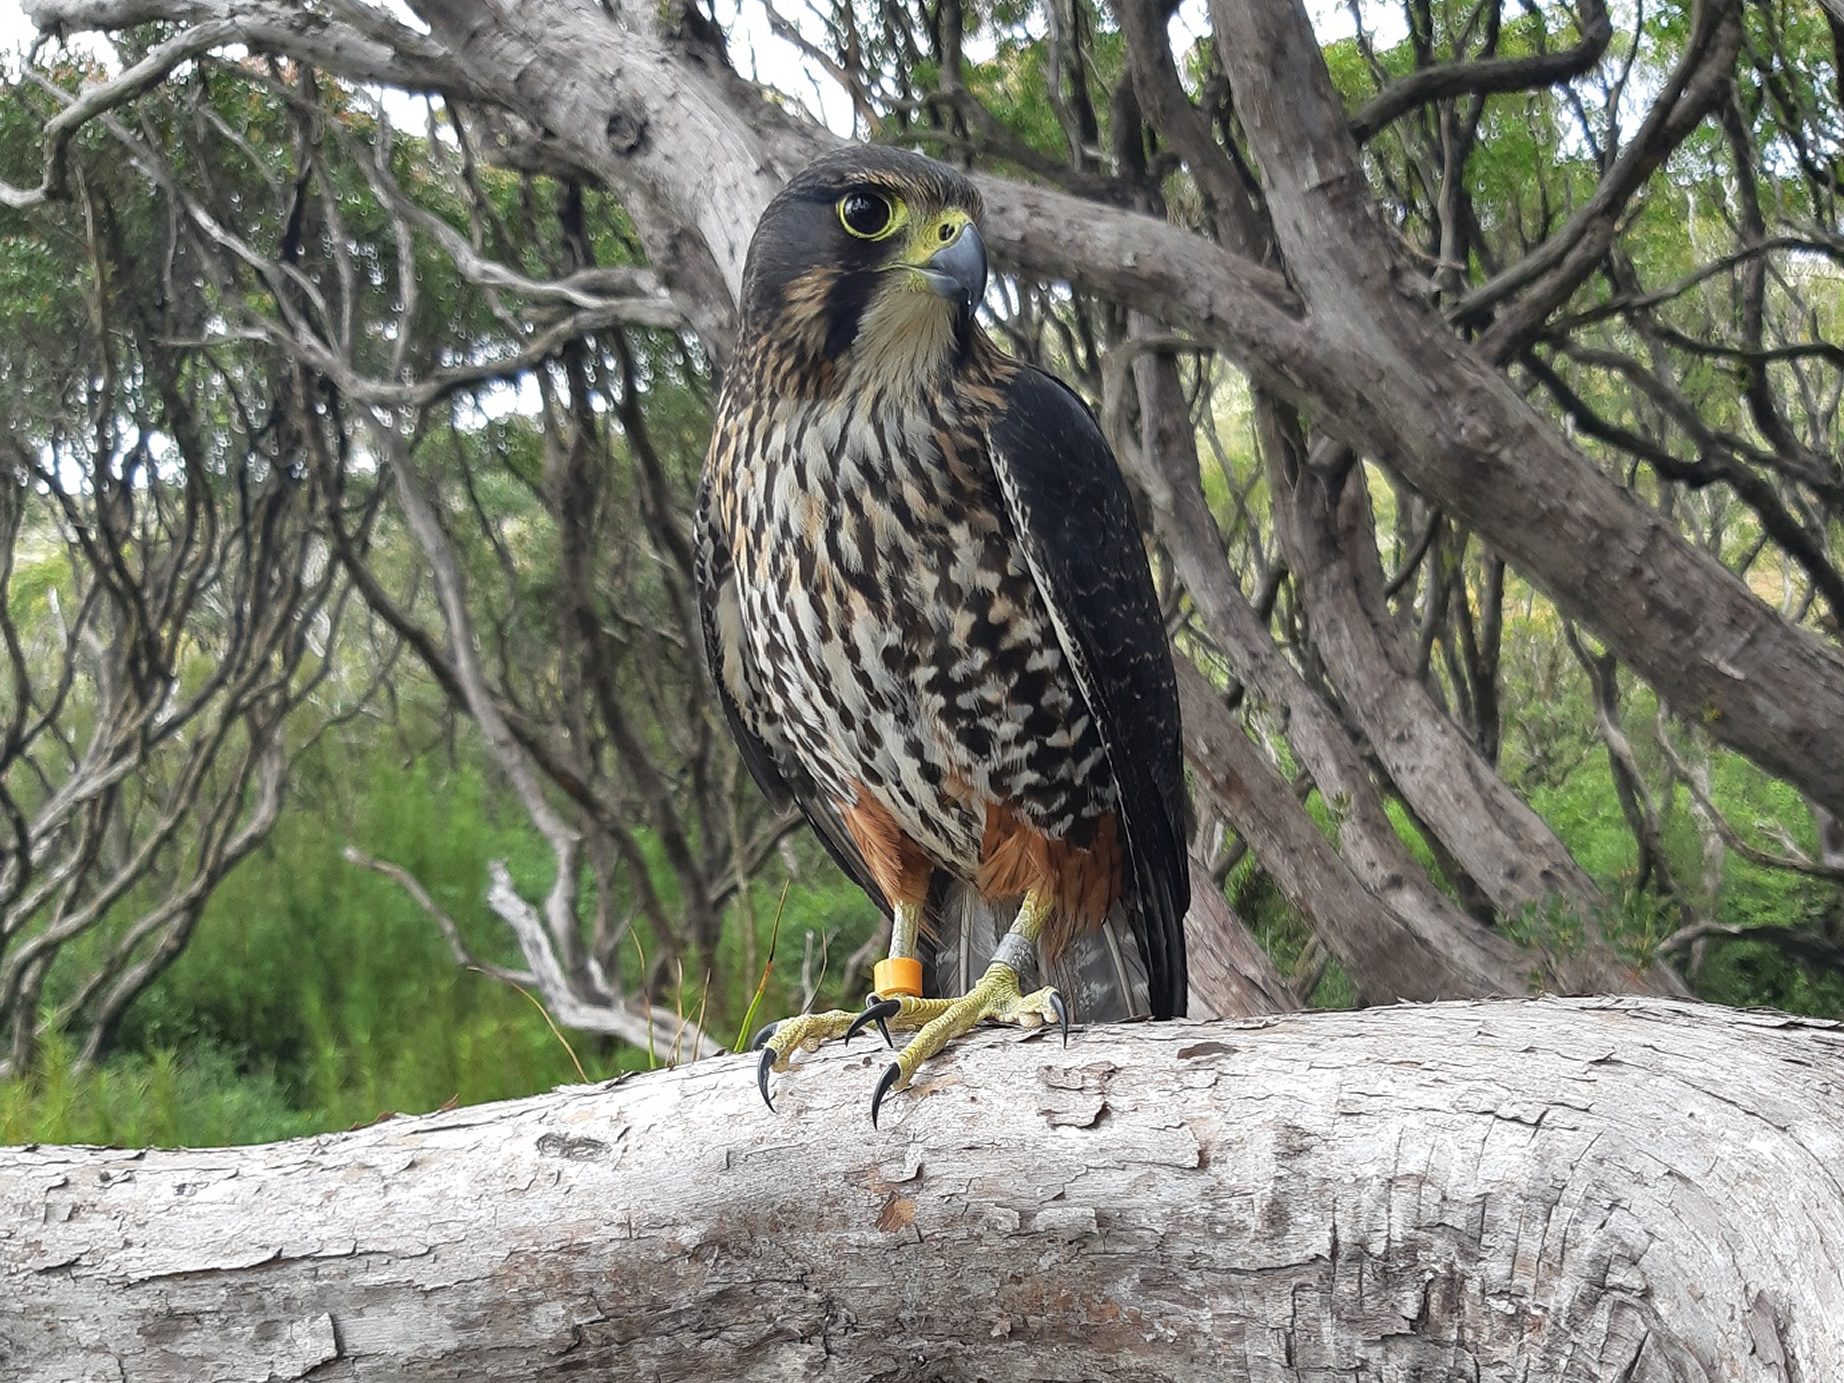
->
[991,931,1039,982]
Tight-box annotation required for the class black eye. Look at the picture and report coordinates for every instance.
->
[839,190,894,239]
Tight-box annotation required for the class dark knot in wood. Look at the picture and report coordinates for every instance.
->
[605,105,647,154]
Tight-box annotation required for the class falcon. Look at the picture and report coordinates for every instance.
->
[696,145,1188,1124]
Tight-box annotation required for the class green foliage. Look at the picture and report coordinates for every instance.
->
[1697,937,1844,1018]
[1517,673,1839,1004]
[0,1034,314,1149]
[708,870,871,1039]
[4,735,618,1146]
[1227,859,1356,1010]
[0,713,891,1145]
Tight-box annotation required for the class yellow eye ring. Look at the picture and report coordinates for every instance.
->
[838,189,900,240]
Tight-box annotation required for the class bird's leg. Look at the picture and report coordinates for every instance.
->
[755,897,940,1109]
[754,890,1068,1119]
[867,888,1067,1126]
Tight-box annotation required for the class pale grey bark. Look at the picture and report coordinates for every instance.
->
[23,0,1844,811]
[3,997,1838,1381]
[23,0,1820,1002]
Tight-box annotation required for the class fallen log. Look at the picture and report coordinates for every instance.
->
[2,996,1837,1380]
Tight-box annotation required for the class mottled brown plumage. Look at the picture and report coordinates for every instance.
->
[695,146,1186,1115]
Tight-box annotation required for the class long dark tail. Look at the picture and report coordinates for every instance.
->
[923,879,1156,1023]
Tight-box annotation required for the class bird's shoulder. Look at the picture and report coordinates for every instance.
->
[973,359,1148,603]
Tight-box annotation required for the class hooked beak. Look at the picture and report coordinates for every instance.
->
[917,221,988,319]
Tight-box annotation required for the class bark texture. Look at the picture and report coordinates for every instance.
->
[4,998,1839,1381]
[1202,0,1844,813]
[26,0,1844,818]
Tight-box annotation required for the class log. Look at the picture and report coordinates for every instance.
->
[3,996,1839,1381]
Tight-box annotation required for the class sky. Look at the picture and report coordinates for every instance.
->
[0,0,1376,142]
[0,0,863,135]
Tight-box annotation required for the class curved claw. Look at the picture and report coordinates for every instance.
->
[756,1045,778,1112]
[750,1021,781,1052]
[844,997,901,1048]
[1048,989,1069,1048]
[870,1061,903,1129]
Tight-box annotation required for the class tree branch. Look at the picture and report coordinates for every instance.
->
[22,0,470,92]
[1348,0,1613,143]
[2,998,1837,1379]
[1206,0,1844,816]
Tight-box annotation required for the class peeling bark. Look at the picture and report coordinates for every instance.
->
[5,998,1838,1381]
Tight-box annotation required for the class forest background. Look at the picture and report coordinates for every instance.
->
[0,0,1840,1150]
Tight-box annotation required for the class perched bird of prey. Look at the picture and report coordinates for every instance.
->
[696,145,1188,1123]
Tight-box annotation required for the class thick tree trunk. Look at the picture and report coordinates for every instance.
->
[31,0,1838,827]
[4,997,1837,1381]
[1199,0,1844,815]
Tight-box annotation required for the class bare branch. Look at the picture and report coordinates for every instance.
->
[485,862,719,1055]
[1349,0,1612,143]
[344,846,537,986]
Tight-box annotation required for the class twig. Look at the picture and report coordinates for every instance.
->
[487,972,589,1083]
[344,846,535,987]
[733,880,790,1052]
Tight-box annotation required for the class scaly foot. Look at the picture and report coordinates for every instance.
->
[751,969,1068,1122]
[752,998,926,1111]
[869,963,1067,1127]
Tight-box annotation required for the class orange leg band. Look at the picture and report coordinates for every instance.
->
[874,956,924,998]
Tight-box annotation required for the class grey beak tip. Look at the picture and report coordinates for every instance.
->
[924,222,988,316]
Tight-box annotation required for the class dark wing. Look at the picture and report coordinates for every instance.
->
[984,366,1190,1016]
[693,476,892,918]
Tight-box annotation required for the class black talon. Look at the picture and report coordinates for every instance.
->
[870,1062,902,1129]
[1049,989,1070,1048]
[757,1045,778,1112]
[845,997,901,1048]
[750,1022,780,1051]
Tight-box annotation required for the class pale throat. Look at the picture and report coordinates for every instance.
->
[845,278,961,399]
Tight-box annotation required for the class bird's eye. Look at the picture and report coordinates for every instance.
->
[838,190,895,239]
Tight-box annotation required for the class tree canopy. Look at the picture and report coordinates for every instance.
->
[0,0,1840,1135]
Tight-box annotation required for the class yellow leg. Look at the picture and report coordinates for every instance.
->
[755,898,930,1109]
[869,889,1066,1126]
[753,891,1067,1121]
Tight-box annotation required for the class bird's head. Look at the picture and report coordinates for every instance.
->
[737,146,989,395]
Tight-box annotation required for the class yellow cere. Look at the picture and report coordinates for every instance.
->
[903,209,972,265]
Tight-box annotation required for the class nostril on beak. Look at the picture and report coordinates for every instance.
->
[920,222,988,316]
